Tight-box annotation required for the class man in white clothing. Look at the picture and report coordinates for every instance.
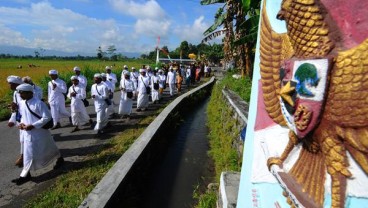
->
[151,70,160,104]
[91,74,109,134]
[67,76,92,132]
[166,67,176,97]
[130,67,139,99]
[48,69,70,129]
[121,65,129,80]
[158,69,166,100]
[22,76,43,101]
[73,66,87,89]
[119,71,135,118]
[105,66,117,89]
[12,83,63,185]
[101,73,115,118]
[7,75,24,167]
[136,69,150,111]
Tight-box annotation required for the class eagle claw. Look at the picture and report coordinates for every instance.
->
[267,157,283,170]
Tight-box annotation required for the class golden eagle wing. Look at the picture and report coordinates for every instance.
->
[324,39,368,127]
[260,1,294,126]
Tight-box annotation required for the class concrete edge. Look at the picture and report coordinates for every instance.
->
[221,88,248,123]
[79,77,215,208]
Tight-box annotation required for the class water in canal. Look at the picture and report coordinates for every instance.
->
[143,98,213,208]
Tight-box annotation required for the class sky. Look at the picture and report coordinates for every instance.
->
[0,0,222,55]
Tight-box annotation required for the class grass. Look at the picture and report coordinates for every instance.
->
[0,58,155,120]
[193,70,252,208]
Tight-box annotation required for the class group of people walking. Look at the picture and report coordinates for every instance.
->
[6,62,209,186]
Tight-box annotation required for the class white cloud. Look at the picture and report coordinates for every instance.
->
[109,0,166,20]
[0,2,139,53]
[109,0,171,40]
[174,16,209,44]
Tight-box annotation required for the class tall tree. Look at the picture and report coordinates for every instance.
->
[180,41,189,58]
[97,46,103,60]
[107,45,117,60]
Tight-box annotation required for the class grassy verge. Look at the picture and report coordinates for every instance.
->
[194,70,252,208]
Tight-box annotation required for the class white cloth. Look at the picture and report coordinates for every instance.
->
[103,80,115,116]
[76,74,87,89]
[33,85,43,100]
[186,68,191,77]
[17,97,60,177]
[158,74,166,89]
[48,78,70,125]
[137,75,150,109]
[67,84,90,127]
[9,91,24,154]
[119,79,135,115]
[91,83,109,131]
[166,71,176,96]
[151,75,160,102]
[130,71,139,94]
[106,72,117,89]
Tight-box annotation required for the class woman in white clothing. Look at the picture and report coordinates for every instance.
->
[151,70,160,104]
[119,71,135,118]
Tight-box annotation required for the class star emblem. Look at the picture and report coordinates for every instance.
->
[280,81,296,107]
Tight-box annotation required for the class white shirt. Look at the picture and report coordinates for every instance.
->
[106,73,117,88]
[67,84,86,112]
[166,71,176,84]
[158,74,166,88]
[48,78,67,104]
[137,75,150,93]
[103,80,114,92]
[91,83,109,111]
[120,79,135,92]
[33,85,43,100]
[76,74,87,89]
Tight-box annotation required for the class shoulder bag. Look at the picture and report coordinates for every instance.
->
[124,80,133,99]
[25,100,53,129]
[141,77,151,94]
[96,85,111,105]
[72,86,89,107]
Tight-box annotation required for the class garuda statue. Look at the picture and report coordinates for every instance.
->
[260,0,368,207]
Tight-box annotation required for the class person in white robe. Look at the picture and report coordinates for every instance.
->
[105,66,117,89]
[158,69,166,100]
[121,65,129,80]
[166,67,176,97]
[151,70,160,104]
[130,67,139,99]
[185,66,191,87]
[91,74,109,134]
[136,69,150,111]
[67,76,92,132]
[12,84,63,185]
[119,71,135,118]
[48,69,70,129]
[73,66,88,90]
[22,76,43,101]
[101,73,116,118]
[7,75,24,167]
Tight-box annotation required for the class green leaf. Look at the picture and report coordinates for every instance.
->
[203,12,226,36]
[200,0,226,5]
